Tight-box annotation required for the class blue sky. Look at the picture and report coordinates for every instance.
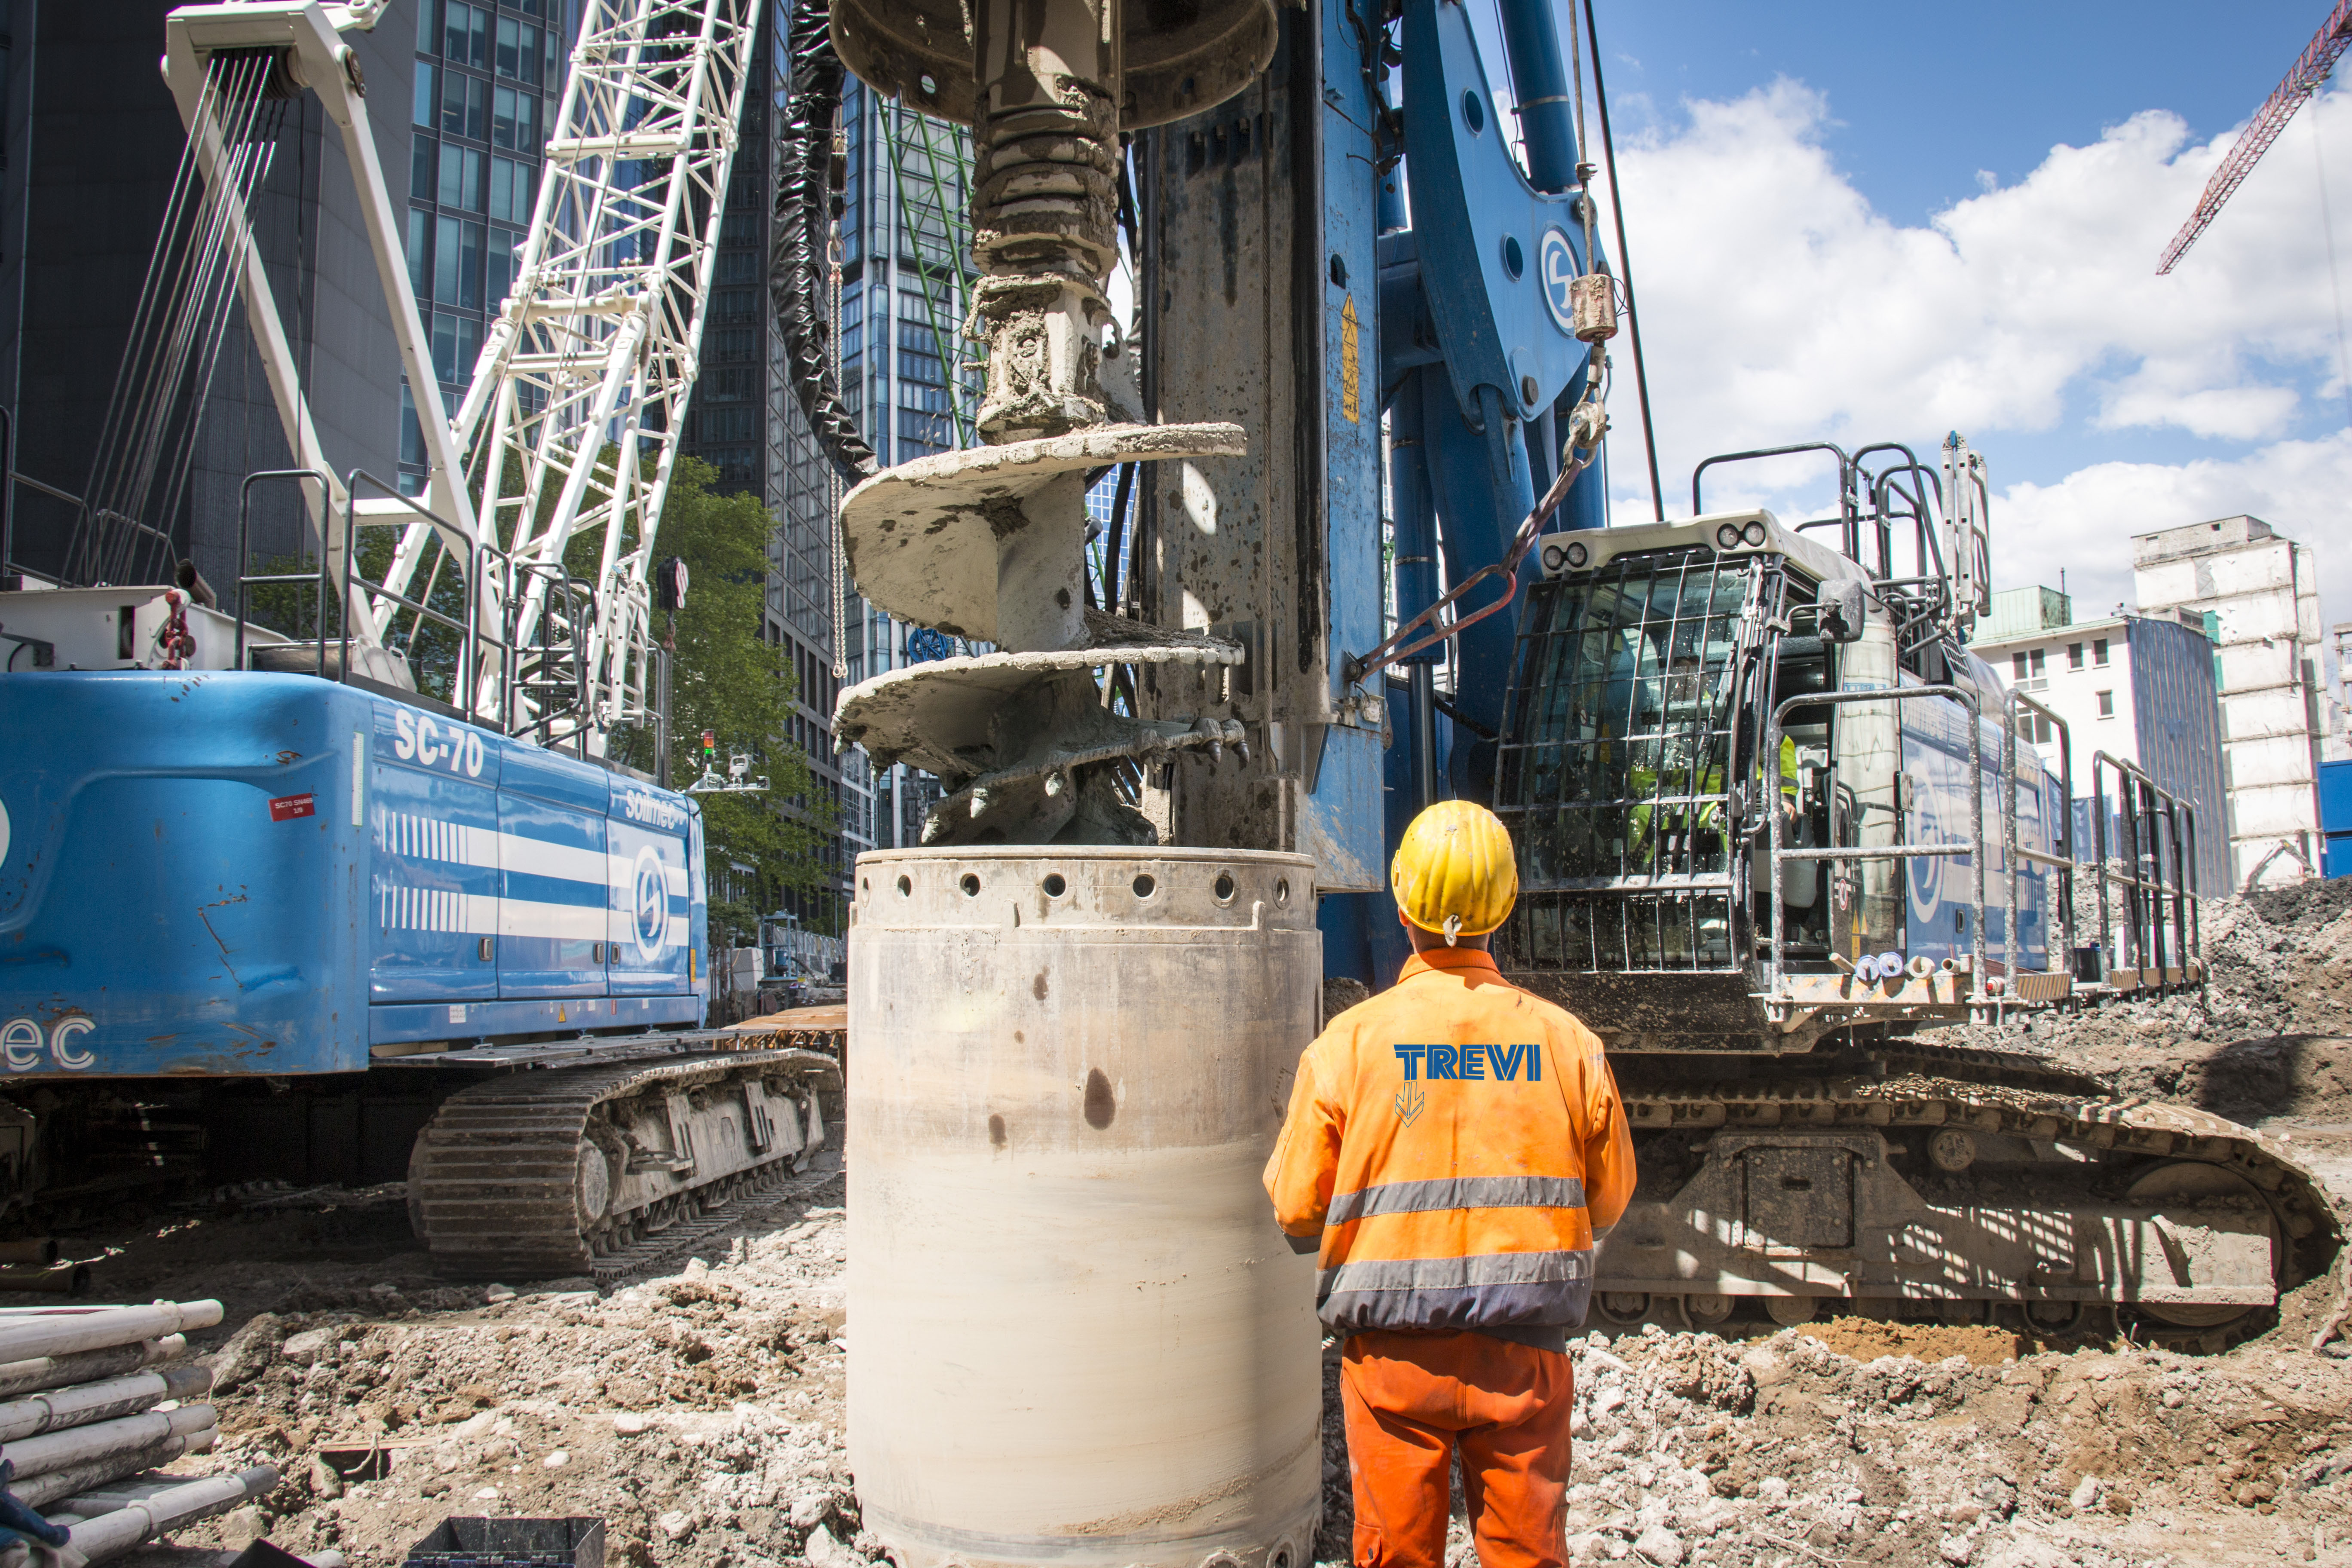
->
[1584,2,2327,226]
[1459,0,2352,644]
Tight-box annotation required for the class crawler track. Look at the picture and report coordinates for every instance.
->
[407,1048,841,1280]
[1607,1048,2343,1350]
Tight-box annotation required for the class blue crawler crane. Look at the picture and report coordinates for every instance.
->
[0,0,838,1277]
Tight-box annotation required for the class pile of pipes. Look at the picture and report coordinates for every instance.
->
[0,1302,279,1562]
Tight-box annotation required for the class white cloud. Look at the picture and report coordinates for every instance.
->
[1589,78,2352,637]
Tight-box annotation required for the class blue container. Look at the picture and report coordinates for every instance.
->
[0,672,707,1079]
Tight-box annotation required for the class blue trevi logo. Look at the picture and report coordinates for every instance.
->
[1393,1043,1541,1082]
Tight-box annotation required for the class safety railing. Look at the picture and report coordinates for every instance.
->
[2002,686,2075,998]
[234,469,334,676]
[2087,751,2201,992]
[1765,684,1986,1005]
[340,469,511,720]
[505,558,594,747]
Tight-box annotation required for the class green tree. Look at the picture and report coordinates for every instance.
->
[591,456,835,947]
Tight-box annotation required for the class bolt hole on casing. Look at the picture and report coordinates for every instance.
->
[1133,873,1157,898]
[1501,233,1524,279]
[897,875,913,897]
[1214,873,1237,902]
[1461,87,1484,133]
[960,873,981,897]
[1043,873,1067,897]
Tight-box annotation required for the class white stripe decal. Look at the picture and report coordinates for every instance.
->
[500,898,608,941]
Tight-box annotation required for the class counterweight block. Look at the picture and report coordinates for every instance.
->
[847,847,1323,1568]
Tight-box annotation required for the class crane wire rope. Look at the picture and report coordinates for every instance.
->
[2312,101,2352,435]
[1579,0,1662,522]
[67,50,283,586]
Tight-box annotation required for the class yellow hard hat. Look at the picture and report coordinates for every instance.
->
[1391,801,1518,944]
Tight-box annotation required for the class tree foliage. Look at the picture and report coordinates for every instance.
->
[585,456,833,947]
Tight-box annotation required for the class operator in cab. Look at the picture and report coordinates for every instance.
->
[1265,801,1635,1568]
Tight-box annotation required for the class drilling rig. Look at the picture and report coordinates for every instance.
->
[805,0,2343,1565]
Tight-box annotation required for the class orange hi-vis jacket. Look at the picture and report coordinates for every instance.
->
[1264,947,1636,1350]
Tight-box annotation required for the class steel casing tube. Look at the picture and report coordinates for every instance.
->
[848,847,1323,1568]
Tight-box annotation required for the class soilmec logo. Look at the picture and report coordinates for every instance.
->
[0,1015,96,1072]
[621,790,687,830]
[632,844,671,962]
[1540,229,1577,335]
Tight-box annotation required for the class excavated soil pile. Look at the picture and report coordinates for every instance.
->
[1317,1325,2352,1568]
[1941,882,2352,1118]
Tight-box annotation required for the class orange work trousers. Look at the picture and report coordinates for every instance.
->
[1339,1329,1573,1568]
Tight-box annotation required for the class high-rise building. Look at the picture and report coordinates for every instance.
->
[668,51,979,945]
[397,0,571,498]
[2133,515,2329,890]
[0,0,410,590]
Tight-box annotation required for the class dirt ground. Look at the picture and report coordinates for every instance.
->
[24,886,2352,1568]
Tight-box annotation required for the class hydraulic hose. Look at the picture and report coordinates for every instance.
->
[771,0,878,483]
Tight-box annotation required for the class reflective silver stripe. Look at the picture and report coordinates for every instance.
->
[1317,1248,1593,1296]
[1325,1174,1587,1226]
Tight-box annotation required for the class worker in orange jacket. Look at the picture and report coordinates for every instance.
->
[1265,800,1635,1568]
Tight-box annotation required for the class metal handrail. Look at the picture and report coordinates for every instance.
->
[340,469,509,718]
[234,469,334,675]
[2003,686,2075,992]
[1693,441,1861,564]
[1766,683,1986,1004]
[2087,750,2202,990]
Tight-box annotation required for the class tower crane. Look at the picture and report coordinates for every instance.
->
[2159,0,2352,273]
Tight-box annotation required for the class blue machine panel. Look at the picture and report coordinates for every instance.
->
[370,705,502,1003]
[1898,682,2055,974]
[0,671,707,1077]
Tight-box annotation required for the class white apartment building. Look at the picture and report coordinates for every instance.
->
[1969,586,2230,894]
[2132,516,2327,889]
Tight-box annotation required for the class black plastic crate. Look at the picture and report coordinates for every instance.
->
[404,1516,606,1568]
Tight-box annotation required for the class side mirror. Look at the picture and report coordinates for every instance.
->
[1820,578,1866,643]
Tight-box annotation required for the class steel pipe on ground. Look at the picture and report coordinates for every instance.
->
[0,1304,220,1364]
[61,1466,279,1564]
[0,1266,90,1295]
[0,1337,188,1401]
[5,1404,215,1479]
[0,1363,212,1443]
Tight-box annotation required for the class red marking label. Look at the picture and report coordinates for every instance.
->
[270,793,316,822]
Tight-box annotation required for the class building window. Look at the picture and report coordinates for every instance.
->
[433,309,482,387]
[2093,637,2109,666]
[2067,642,2083,671]
[487,227,523,308]
[413,64,437,129]
[2096,689,2114,718]
[443,1,489,68]
[715,288,755,322]
[2031,713,2053,744]
[435,215,483,308]
[698,406,756,443]
[441,70,487,141]
[492,84,538,151]
[413,135,437,205]
[2012,652,2027,682]
[489,155,535,224]
[440,143,486,210]
[495,17,545,86]
[406,206,431,299]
